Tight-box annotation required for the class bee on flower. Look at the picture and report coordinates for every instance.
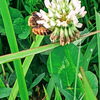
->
[28,0,87,45]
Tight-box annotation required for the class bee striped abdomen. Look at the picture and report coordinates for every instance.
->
[28,12,52,35]
[32,26,51,35]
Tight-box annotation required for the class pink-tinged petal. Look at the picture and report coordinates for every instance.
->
[80,6,85,14]
[68,11,75,19]
[71,0,81,8]
[37,20,45,24]
[80,11,87,17]
[43,22,50,28]
[73,16,78,24]
[40,10,49,21]
[75,23,83,28]
[42,15,49,21]
[44,0,51,8]
[48,10,54,17]
[40,9,46,15]
[75,7,81,14]
[57,5,60,10]
[57,19,61,27]
[79,7,87,17]
[36,12,42,17]
[61,21,68,27]
[56,11,61,18]
[51,2,56,8]
[62,9,66,14]
[69,5,73,11]
[50,20,56,26]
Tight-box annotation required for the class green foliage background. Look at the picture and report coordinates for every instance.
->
[0,0,99,100]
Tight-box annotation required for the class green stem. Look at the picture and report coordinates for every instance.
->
[6,63,14,73]
[74,40,81,100]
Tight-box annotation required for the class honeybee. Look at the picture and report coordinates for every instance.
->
[28,12,52,35]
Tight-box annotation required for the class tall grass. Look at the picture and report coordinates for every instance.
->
[0,0,29,100]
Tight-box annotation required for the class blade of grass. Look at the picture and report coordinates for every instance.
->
[0,36,3,55]
[95,9,100,98]
[43,85,50,100]
[74,39,81,100]
[6,63,14,73]
[29,73,45,90]
[47,77,55,99]
[0,42,60,64]
[93,65,99,78]
[80,67,97,100]
[82,36,97,71]
[17,0,21,10]
[8,36,44,100]
[0,78,5,88]
[54,86,62,100]
[0,0,29,100]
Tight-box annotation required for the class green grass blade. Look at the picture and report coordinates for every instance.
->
[47,77,55,99]
[74,40,81,100]
[0,43,60,64]
[0,0,29,100]
[80,67,97,100]
[6,63,14,73]
[43,85,50,100]
[82,36,97,71]
[95,9,100,98]
[54,86,62,100]
[0,37,3,55]
[8,36,44,100]
[0,78,5,88]
[93,65,99,78]
[29,73,45,90]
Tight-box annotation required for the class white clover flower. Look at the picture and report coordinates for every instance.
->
[43,22,50,28]
[56,19,61,27]
[51,1,56,8]
[61,21,68,27]
[36,0,87,45]
[56,11,61,18]
[62,9,66,14]
[71,0,81,8]
[36,12,42,17]
[69,5,73,11]
[39,10,49,21]
[48,10,54,17]
[44,0,51,8]
[37,20,46,24]
[68,11,75,19]
[50,20,56,26]
[57,5,60,10]
[75,23,83,28]
[79,7,87,17]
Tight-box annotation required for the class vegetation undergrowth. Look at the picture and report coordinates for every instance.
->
[0,0,99,100]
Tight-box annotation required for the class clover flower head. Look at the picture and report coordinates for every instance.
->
[37,0,87,45]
